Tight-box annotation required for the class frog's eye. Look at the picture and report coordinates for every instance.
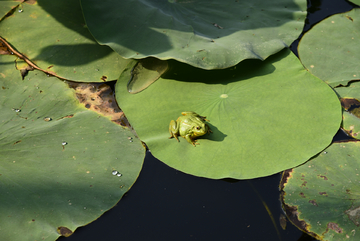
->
[196,126,201,130]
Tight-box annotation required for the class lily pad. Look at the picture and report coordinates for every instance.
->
[81,0,306,70]
[348,0,360,6]
[0,0,19,20]
[0,55,145,240]
[0,0,131,82]
[115,49,342,179]
[127,58,169,94]
[298,9,360,87]
[334,82,360,139]
[281,141,360,240]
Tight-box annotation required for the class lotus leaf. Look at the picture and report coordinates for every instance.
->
[115,49,342,179]
[298,9,360,87]
[81,0,306,69]
[281,141,360,240]
[0,55,145,240]
[0,0,132,82]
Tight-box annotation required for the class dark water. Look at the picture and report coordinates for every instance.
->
[60,0,356,240]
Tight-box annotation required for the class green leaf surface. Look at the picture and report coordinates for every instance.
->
[81,0,306,70]
[349,0,360,6]
[115,49,342,179]
[281,141,360,240]
[0,55,144,240]
[298,9,360,87]
[0,0,131,82]
[334,82,360,139]
[0,0,19,20]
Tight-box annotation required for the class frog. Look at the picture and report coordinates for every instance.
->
[169,111,211,147]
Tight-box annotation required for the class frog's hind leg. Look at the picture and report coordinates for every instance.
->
[169,120,180,142]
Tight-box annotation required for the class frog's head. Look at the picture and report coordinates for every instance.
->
[192,123,208,137]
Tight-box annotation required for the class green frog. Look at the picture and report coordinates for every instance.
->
[169,111,211,147]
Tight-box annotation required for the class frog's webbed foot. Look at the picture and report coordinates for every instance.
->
[185,135,199,147]
[191,140,200,147]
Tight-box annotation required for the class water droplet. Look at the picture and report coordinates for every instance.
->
[13,108,21,112]
[129,140,133,142]
[323,151,328,154]
[83,207,86,210]
[18,9,23,13]
[112,170,118,175]
[62,141,67,146]
[95,69,99,71]
[127,136,133,140]
[43,117,52,122]
[116,173,122,177]
[220,94,228,98]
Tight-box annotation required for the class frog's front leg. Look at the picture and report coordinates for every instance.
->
[169,120,180,142]
[184,134,199,147]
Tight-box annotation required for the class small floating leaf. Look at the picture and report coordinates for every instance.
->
[127,58,169,94]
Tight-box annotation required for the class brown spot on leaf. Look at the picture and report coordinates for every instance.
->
[19,65,34,80]
[309,200,318,206]
[47,65,53,69]
[299,192,306,198]
[57,114,74,120]
[345,15,354,22]
[318,175,328,180]
[301,181,307,187]
[319,192,327,196]
[69,82,131,128]
[327,222,343,233]
[341,98,360,118]
[57,226,73,237]
[13,140,21,145]
[101,75,107,81]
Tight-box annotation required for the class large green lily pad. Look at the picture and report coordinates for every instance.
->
[298,9,360,87]
[115,49,342,179]
[81,0,306,70]
[0,55,144,240]
[0,0,131,82]
[281,141,360,240]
